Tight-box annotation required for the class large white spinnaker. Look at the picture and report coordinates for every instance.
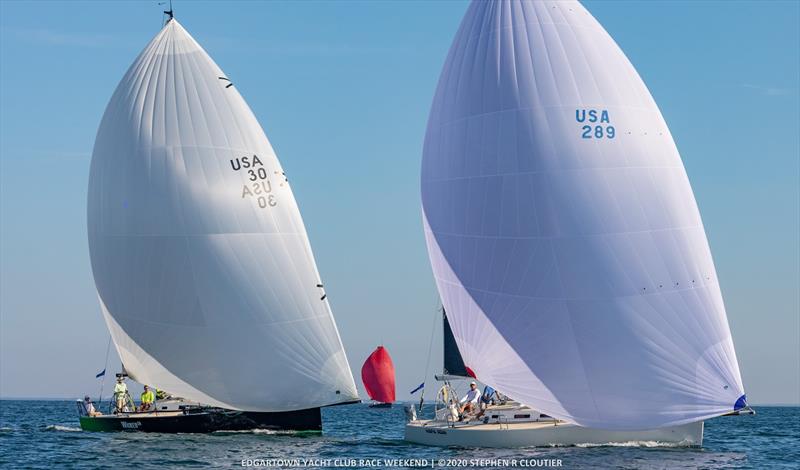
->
[421,0,746,430]
[87,19,358,412]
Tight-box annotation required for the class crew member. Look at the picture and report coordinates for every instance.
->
[139,385,155,412]
[83,396,102,417]
[475,386,498,419]
[459,381,481,415]
[113,376,128,413]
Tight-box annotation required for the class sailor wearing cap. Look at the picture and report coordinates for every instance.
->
[459,381,481,415]
[139,385,155,412]
[113,376,128,413]
[83,396,102,417]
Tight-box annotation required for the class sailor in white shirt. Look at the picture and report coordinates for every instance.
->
[83,396,102,417]
[459,381,480,414]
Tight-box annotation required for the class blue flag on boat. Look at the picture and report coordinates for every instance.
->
[95,369,106,379]
[410,382,424,394]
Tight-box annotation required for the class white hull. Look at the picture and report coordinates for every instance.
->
[405,419,703,448]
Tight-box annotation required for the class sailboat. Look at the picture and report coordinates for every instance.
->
[361,346,396,408]
[405,0,752,447]
[79,12,358,432]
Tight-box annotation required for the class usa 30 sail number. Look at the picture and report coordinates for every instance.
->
[230,154,277,209]
[576,109,615,139]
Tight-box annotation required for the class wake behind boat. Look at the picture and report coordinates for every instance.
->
[406,0,754,447]
[79,11,358,433]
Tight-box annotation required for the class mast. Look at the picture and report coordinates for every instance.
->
[163,0,174,21]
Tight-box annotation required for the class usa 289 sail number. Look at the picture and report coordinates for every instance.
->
[576,108,615,139]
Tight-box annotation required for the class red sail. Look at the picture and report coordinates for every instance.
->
[361,346,396,403]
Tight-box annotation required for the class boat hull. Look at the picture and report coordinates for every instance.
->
[368,402,393,408]
[79,407,322,433]
[404,419,703,448]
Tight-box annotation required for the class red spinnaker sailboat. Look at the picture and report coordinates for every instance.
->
[361,346,396,407]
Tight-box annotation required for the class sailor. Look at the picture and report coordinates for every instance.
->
[113,376,128,413]
[484,386,499,405]
[458,381,481,415]
[83,396,102,417]
[475,386,497,419]
[139,385,155,412]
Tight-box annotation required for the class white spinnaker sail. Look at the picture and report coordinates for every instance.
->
[87,19,358,412]
[421,0,745,429]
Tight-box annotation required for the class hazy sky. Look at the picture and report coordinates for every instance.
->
[1,1,798,405]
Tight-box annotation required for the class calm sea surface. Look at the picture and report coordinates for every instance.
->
[0,401,797,469]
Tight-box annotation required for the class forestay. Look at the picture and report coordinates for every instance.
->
[421,0,745,429]
[87,19,358,411]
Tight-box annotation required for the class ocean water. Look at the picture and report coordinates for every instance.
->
[0,401,797,469]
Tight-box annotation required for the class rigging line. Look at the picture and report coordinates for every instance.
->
[97,336,112,405]
[419,298,439,409]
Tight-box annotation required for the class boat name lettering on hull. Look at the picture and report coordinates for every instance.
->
[121,421,141,429]
[230,154,277,208]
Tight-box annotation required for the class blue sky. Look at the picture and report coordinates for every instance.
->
[1,1,798,405]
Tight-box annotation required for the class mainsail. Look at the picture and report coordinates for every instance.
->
[87,19,358,412]
[361,346,396,404]
[421,0,745,429]
[442,309,470,378]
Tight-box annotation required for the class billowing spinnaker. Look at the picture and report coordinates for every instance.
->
[361,346,396,403]
[87,19,358,411]
[421,0,745,429]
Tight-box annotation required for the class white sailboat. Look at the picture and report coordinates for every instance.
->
[406,0,752,447]
[80,13,358,432]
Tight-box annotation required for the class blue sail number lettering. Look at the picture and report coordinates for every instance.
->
[576,109,615,139]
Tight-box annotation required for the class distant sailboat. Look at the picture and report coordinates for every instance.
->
[79,14,358,432]
[361,346,396,408]
[405,0,752,447]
